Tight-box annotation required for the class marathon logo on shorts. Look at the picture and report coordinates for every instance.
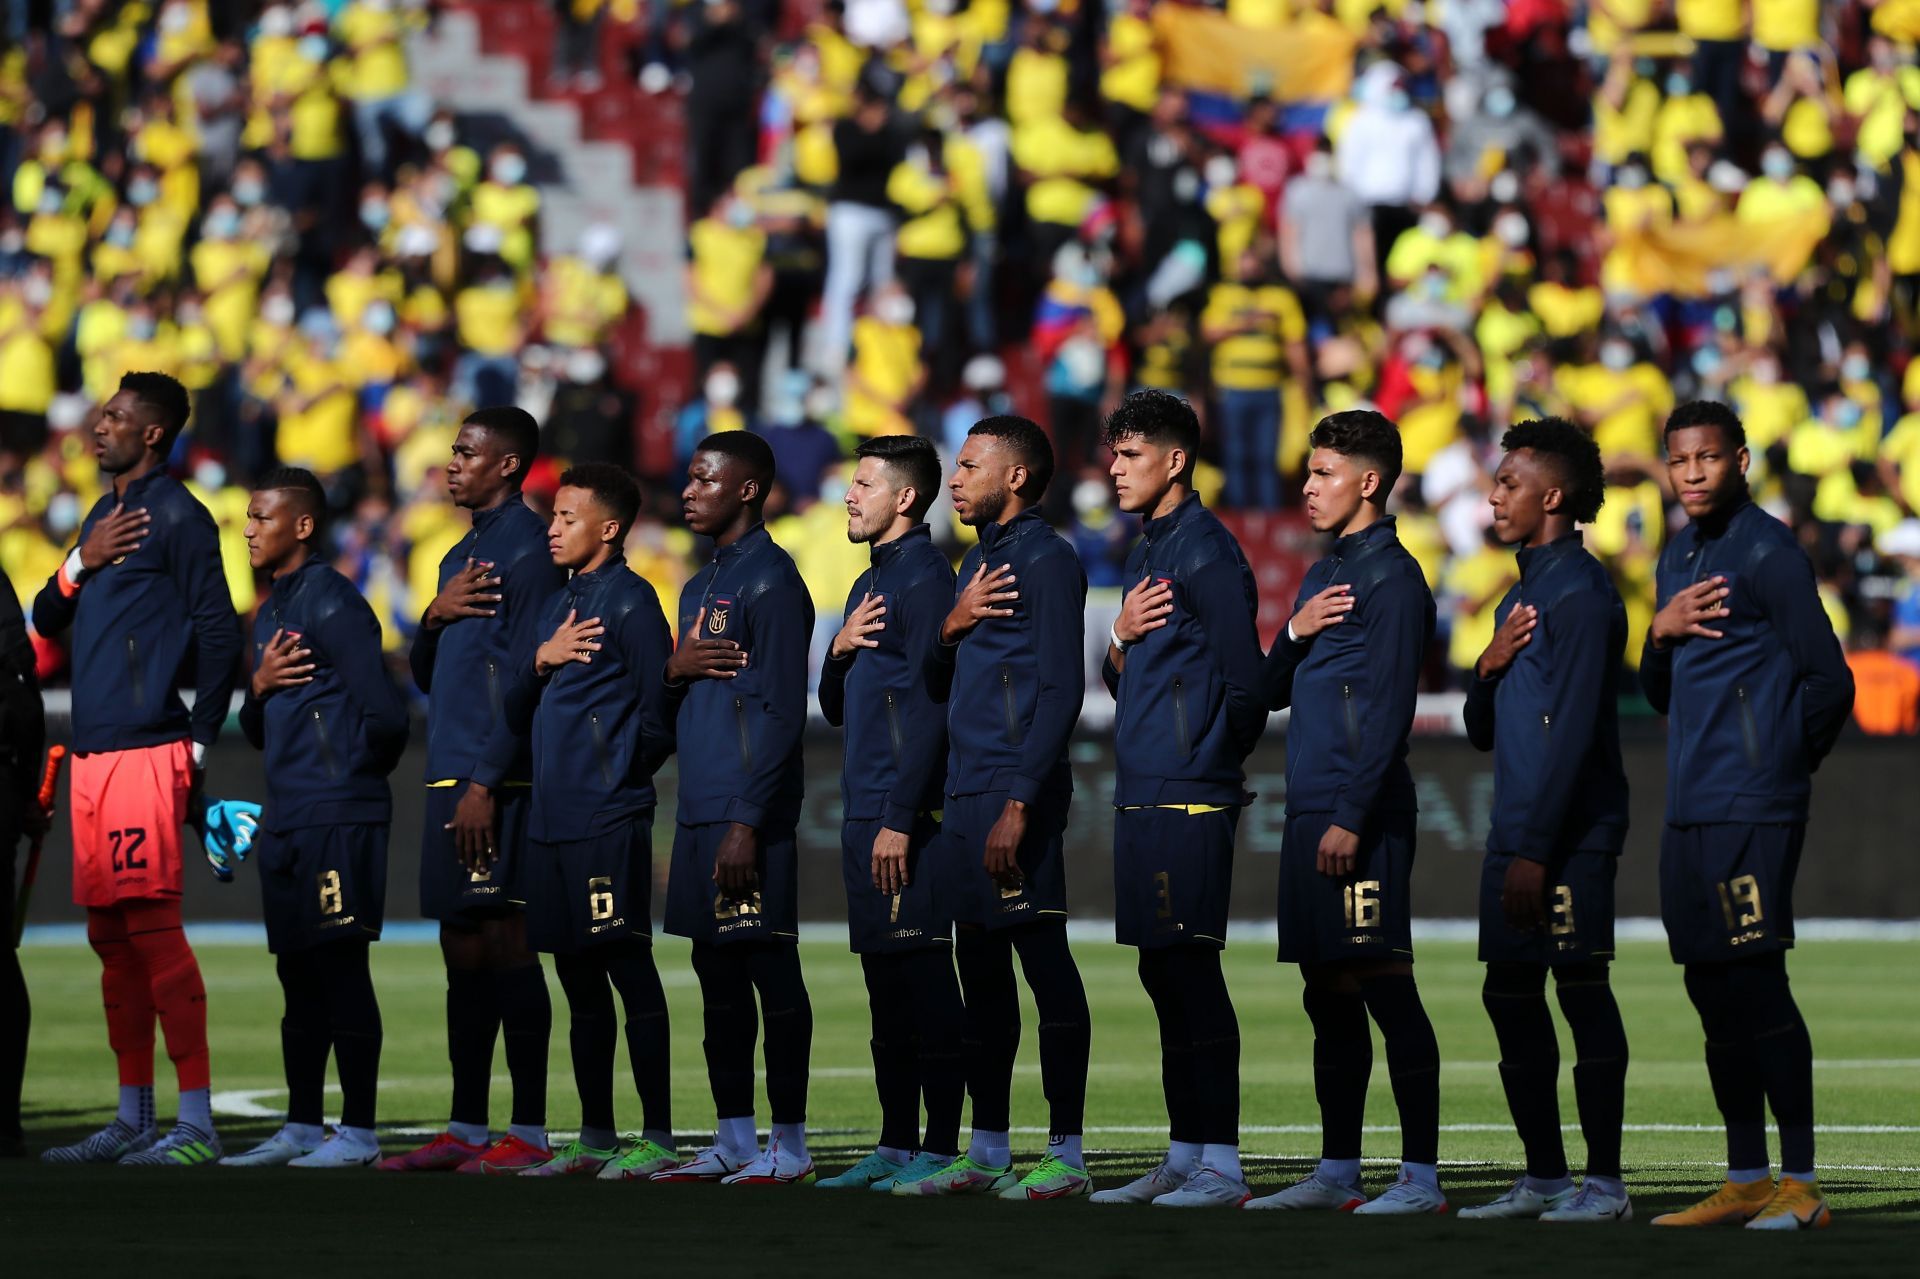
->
[707,596,735,636]
[589,915,628,935]
[884,927,926,942]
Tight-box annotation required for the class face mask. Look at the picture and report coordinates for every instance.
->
[47,493,79,538]
[129,316,157,341]
[299,34,330,62]
[877,295,915,325]
[1762,150,1794,181]
[22,276,51,307]
[1665,73,1692,98]
[193,459,228,490]
[1419,212,1451,239]
[567,350,606,383]
[493,155,527,185]
[204,209,239,238]
[0,230,22,255]
[37,190,63,216]
[925,0,955,14]
[1843,356,1871,382]
[129,179,158,207]
[1751,361,1779,386]
[233,180,264,207]
[1420,272,1448,300]
[1615,165,1647,190]
[1204,156,1237,189]
[38,134,66,162]
[1490,170,1520,204]
[1305,151,1333,179]
[706,372,740,406]
[725,202,755,230]
[1830,181,1856,207]
[179,305,204,326]
[107,223,135,248]
[260,5,293,37]
[1483,87,1516,118]
[1388,89,1412,112]
[1071,479,1107,517]
[1834,402,1864,428]
[364,302,396,335]
[425,121,455,151]
[361,200,390,230]
[264,295,296,326]
[1601,343,1633,371]
[819,476,850,505]
[1417,348,1446,370]
[1693,346,1723,376]
[1172,168,1200,203]
[804,389,835,420]
[1494,212,1529,247]
[161,4,191,34]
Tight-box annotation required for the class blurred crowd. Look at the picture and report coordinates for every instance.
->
[6,0,1920,733]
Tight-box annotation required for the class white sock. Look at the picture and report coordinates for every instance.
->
[1318,1157,1362,1187]
[1729,1165,1772,1184]
[876,1145,912,1165]
[718,1115,758,1157]
[118,1085,155,1131]
[1167,1140,1203,1174]
[177,1087,213,1135]
[284,1122,327,1148]
[967,1129,1011,1168]
[508,1124,547,1151]
[1526,1174,1574,1196]
[1049,1134,1084,1170]
[1402,1161,1440,1192]
[771,1121,808,1160]
[448,1121,489,1147]
[1202,1143,1243,1182]
[1583,1174,1626,1197]
[336,1125,379,1150]
[1782,1168,1815,1183]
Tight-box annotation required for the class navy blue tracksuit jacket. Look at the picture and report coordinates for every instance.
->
[1261,516,1435,831]
[667,524,812,831]
[1101,494,1266,805]
[33,469,239,753]
[488,560,677,841]
[929,507,1086,804]
[1640,499,1854,826]
[1463,534,1628,862]
[240,559,409,829]
[818,524,955,831]
[407,496,563,785]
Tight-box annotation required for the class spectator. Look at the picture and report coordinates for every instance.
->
[686,0,762,220]
[686,187,773,414]
[1335,61,1442,278]
[844,279,924,438]
[818,75,905,374]
[335,0,430,181]
[1281,139,1377,316]
[1200,243,1309,511]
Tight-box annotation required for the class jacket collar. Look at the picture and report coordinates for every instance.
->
[470,494,526,534]
[981,506,1045,552]
[117,468,169,502]
[568,557,624,592]
[714,522,769,564]
[1332,514,1397,559]
[1142,491,1201,542]
[870,522,932,567]
[1694,494,1755,542]
[1516,531,1582,579]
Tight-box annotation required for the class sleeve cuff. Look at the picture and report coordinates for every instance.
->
[881,800,919,833]
[1330,801,1368,835]
[190,740,207,769]
[469,761,507,790]
[723,797,766,829]
[1286,620,1300,644]
[1006,774,1044,807]
[931,639,958,664]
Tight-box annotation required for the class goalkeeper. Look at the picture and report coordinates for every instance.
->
[30,374,240,1168]
[224,468,410,1169]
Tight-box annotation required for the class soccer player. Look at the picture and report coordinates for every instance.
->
[34,372,241,1166]
[904,415,1093,1201]
[1247,410,1442,1214]
[1642,402,1854,1230]
[1458,420,1633,1222]
[0,573,45,1157]
[815,436,966,1192]
[225,469,409,1169]
[653,431,817,1186]
[380,408,563,1175]
[1090,392,1266,1208]
[488,464,678,1180]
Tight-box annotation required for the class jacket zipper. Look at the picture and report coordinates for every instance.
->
[884,691,904,766]
[589,712,616,786]
[1735,685,1761,768]
[1172,676,1191,754]
[126,635,144,706]
[486,659,503,722]
[1000,665,1018,743]
[311,709,342,781]
[734,695,752,769]
[1342,683,1361,755]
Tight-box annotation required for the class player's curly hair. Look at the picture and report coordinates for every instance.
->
[559,462,642,536]
[1102,390,1199,480]
[1309,409,1403,503]
[1501,417,1607,524]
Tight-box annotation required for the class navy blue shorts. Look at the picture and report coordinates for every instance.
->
[1113,805,1239,949]
[1276,810,1416,966]
[527,815,655,955]
[1478,849,1618,966]
[937,790,1069,932]
[841,814,949,954]
[418,783,532,921]
[258,823,387,953]
[1660,822,1802,964]
[663,821,800,945]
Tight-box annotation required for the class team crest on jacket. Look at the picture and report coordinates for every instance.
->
[708,596,734,634]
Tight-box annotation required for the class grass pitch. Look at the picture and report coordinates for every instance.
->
[6,936,1916,1276]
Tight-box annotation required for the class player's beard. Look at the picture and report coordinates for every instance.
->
[968,483,1010,528]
